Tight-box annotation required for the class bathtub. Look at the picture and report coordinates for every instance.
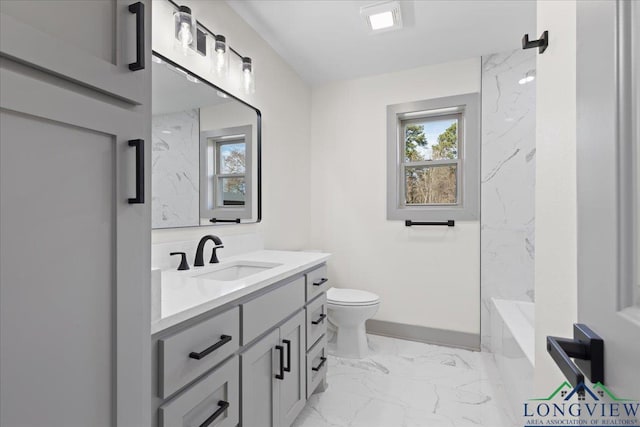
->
[491,298,534,418]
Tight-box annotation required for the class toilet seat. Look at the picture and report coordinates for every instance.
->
[327,288,380,306]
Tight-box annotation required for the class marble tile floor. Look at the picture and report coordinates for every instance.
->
[293,334,518,427]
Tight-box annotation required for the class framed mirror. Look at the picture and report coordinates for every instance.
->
[151,52,261,229]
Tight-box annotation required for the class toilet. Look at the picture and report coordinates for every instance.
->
[326,287,380,359]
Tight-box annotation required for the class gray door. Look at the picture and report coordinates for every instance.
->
[576,0,640,397]
[241,329,280,427]
[279,311,306,427]
[0,55,150,427]
[0,0,149,105]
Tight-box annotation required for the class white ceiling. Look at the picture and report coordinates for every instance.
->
[227,0,537,86]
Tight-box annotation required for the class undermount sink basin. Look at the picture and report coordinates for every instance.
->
[191,261,281,281]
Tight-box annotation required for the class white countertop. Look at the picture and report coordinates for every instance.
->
[151,250,330,334]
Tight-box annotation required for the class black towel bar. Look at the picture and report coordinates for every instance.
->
[405,220,455,227]
[209,218,241,224]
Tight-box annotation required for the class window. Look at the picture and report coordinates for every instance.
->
[387,93,479,221]
[200,125,253,220]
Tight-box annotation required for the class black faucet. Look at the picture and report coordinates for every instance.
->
[194,235,224,267]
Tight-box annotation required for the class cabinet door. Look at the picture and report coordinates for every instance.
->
[0,0,150,105]
[279,311,306,427]
[0,56,150,427]
[241,329,280,427]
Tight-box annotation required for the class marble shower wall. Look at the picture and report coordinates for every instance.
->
[481,50,536,351]
[152,109,200,229]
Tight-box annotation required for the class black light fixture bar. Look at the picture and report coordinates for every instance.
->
[405,220,455,227]
[167,0,247,60]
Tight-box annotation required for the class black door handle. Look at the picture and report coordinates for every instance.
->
[311,313,327,325]
[312,356,327,372]
[313,278,328,286]
[189,335,232,360]
[282,339,291,372]
[128,139,144,204]
[275,345,285,380]
[547,323,604,387]
[199,400,229,427]
[128,2,145,71]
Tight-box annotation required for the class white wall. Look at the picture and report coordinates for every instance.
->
[309,59,481,335]
[151,0,311,249]
[534,0,578,393]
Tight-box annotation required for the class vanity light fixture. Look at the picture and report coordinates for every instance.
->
[174,5,196,55]
[211,34,230,76]
[242,57,255,94]
[361,1,403,33]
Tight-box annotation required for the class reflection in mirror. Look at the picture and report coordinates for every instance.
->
[151,53,260,229]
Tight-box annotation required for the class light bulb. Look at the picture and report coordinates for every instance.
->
[216,50,226,71]
[178,22,192,48]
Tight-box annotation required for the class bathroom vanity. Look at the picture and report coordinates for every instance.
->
[151,250,330,427]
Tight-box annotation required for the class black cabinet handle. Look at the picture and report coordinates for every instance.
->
[312,356,327,372]
[128,139,144,204]
[282,339,291,373]
[275,345,285,380]
[199,400,229,427]
[189,335,232,360]
[313,278,328,286]
[311,313,327,325]
[128,2,145,71]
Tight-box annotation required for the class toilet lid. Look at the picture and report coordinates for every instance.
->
[327,288,380,306]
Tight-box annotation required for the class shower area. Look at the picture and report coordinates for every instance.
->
[480,49,536,413]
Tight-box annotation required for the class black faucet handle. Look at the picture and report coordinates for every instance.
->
[209,245,224,264]
[170,252,190,271]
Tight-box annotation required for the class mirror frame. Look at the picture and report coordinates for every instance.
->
[151,50,262,227]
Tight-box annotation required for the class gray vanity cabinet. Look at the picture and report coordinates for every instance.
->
[241,329,280,427]
[0,2,151,426]
[241,311,306,427]
[278,311,307,427]
[153,264,329,427]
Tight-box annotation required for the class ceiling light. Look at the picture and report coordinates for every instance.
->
[361,1,403,33]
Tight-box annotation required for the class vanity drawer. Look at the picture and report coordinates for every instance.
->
[158,307,240,399]
[159,355,239,427]
[242,277,305,345]
[306,334,328,399]
[306,264,329,301]
[306,293,327,350]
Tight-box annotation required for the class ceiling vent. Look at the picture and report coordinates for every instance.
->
[360,1,403,33]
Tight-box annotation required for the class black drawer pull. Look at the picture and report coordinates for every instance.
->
[128,2,145,71]
[312,356,327,372]
[282,339,291,372]
[275,345,285,380]
[312,278,328,286]
[189,335,232,360]
[128,139,144,204]
[311,313,327,325]
[199,400,229,427]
